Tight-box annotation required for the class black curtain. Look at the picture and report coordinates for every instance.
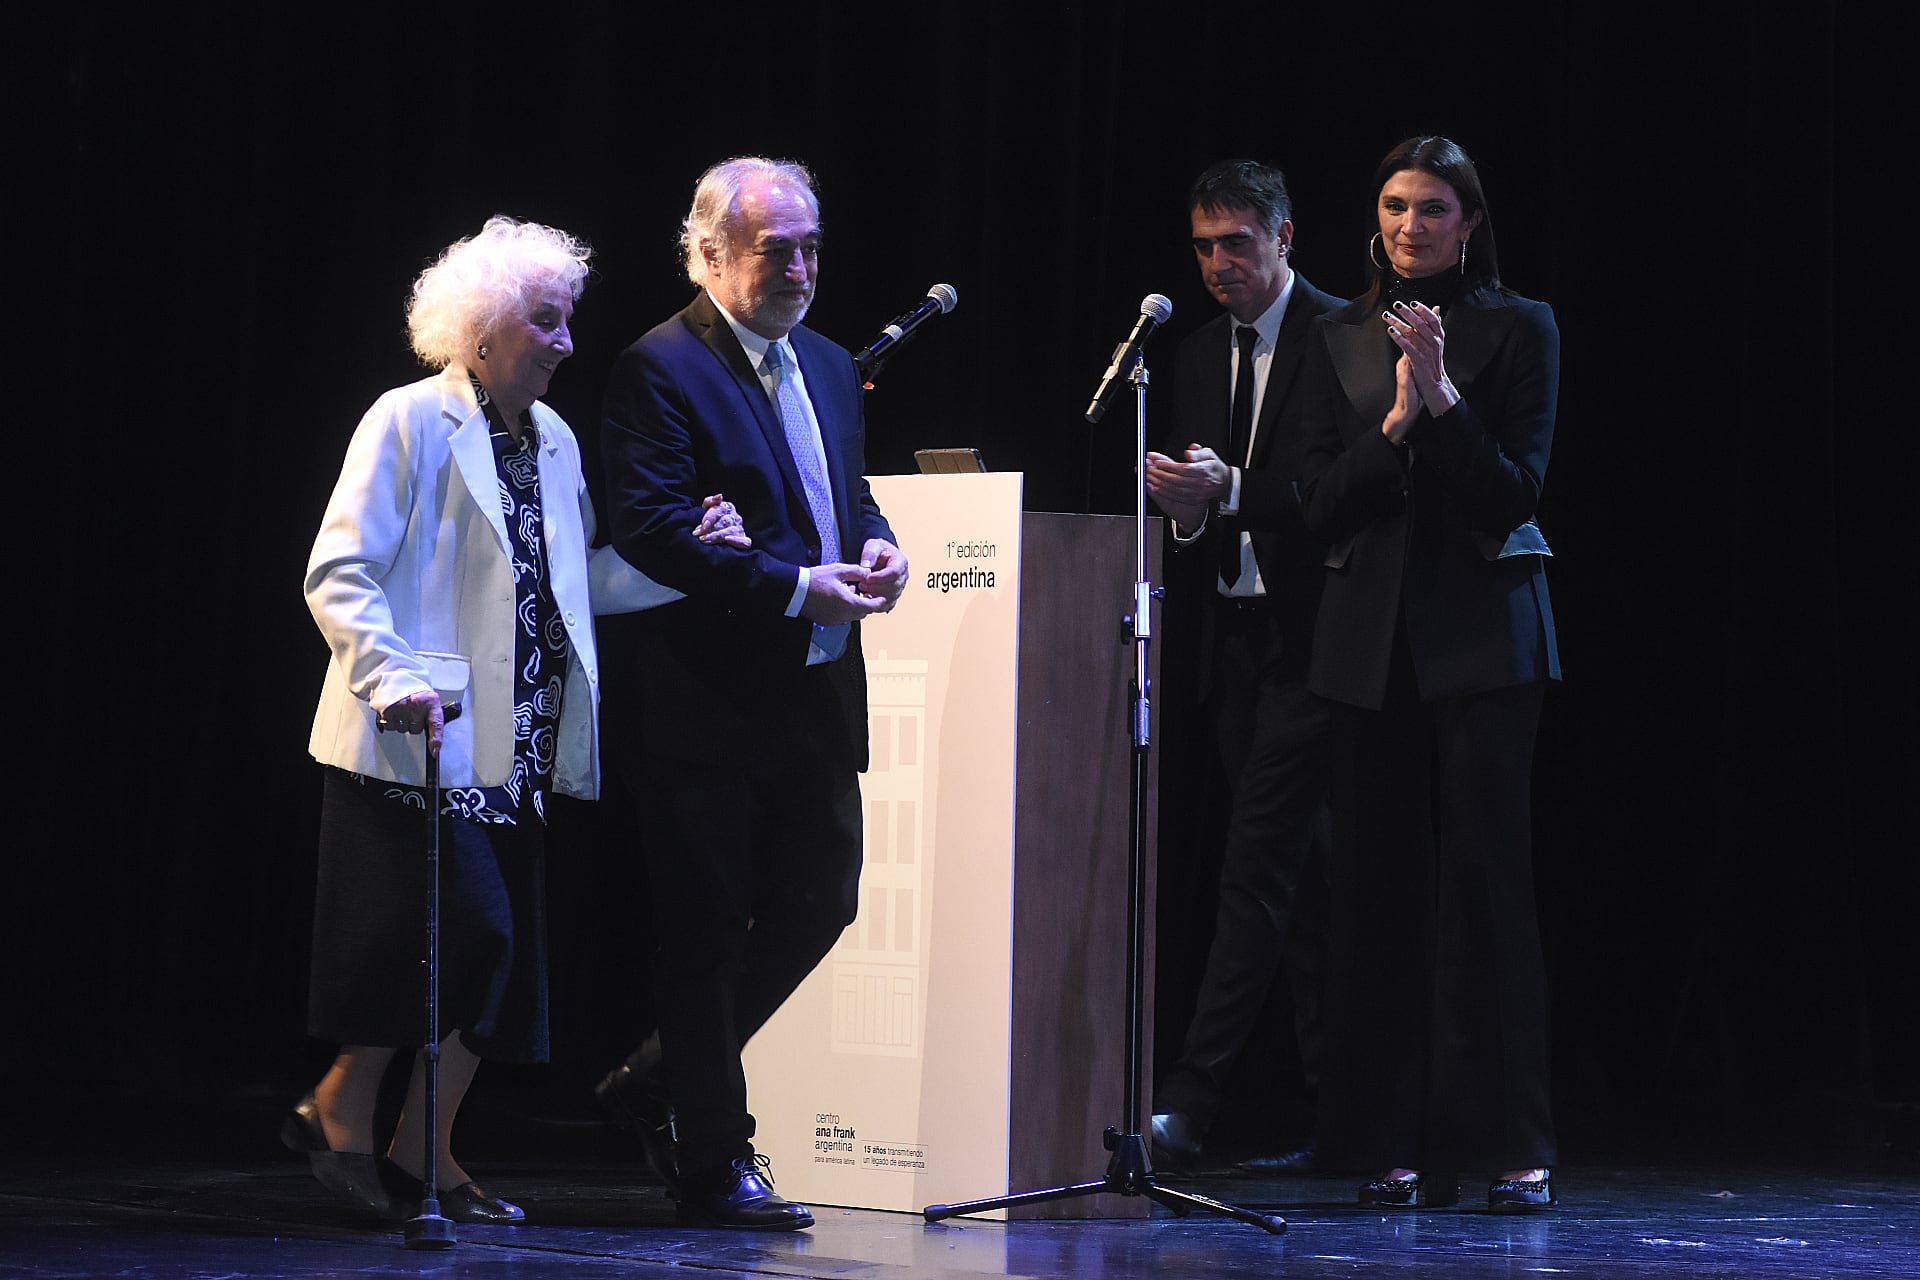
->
[12,2,1910,1156]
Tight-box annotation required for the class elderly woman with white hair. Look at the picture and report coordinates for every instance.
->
[284,216,741,1224]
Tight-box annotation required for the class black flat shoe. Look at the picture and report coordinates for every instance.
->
[279,1092,328,1153]
[1489,1172,1556,1212]
[676,1155,813,1231]
[381,1161,526,1225]
[596,1063,680,1189]
[444,1181,525,1224]
[280,1093,405,1221]
[1359,1171,1459,1208]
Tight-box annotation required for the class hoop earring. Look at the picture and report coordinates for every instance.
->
[477,343,489,361]
[1458,240,1468,275]
[1369,233,1390,272]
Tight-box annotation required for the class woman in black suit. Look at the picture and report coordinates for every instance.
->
[1299,136,1561,1212]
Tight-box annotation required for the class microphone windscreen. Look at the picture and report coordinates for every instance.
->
[1140,293,1173,324]
[928,282,959,313]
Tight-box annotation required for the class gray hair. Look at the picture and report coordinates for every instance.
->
[679,156,820,286]
[407,216,591,370]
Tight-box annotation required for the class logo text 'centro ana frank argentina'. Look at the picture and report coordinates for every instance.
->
[928,539,996,593]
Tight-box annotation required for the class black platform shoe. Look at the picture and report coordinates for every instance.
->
[1488,1171,1556,1212]
[279,1093,406,1222]
[1358,1170,1460,1208]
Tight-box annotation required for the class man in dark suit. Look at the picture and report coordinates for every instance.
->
[595,156,907,1230]
[1144,160,1342,1171]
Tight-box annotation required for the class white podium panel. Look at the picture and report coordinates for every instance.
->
[741,471,1025,1216]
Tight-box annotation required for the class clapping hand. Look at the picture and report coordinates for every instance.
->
[1144,445,1228,528]
[1383,301,1461,418]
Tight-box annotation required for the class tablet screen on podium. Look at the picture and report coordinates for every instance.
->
[913,448,986,474]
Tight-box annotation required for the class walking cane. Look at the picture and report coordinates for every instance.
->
[404,701,460,1249]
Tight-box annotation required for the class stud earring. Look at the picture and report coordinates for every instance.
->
[477,343,489,360]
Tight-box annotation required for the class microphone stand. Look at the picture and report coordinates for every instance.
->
[921,352,1286,1234]
[855,323,917,387]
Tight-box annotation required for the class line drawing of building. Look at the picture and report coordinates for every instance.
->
[832,651,930,1059]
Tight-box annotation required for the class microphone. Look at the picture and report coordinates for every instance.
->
[1085,293,1173,423]
[855,282,958,382]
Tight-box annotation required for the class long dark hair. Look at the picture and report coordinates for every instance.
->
[1362,135,1501,308]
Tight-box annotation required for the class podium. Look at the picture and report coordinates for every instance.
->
[739,472,1161,1219]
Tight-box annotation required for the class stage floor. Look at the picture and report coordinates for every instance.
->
[3,1125,1914,1280]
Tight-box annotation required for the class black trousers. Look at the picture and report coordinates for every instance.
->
[1318,658,1555,1173]
[611,693,864,1176]
[1157,599,1333,1134]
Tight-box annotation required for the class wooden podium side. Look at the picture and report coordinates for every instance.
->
[1007,512,1161,1219]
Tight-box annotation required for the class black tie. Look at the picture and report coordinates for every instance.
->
[1220,325,1258,587]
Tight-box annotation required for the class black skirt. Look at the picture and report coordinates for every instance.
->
[306,768,549,1063]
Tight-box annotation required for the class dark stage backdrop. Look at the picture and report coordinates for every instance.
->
[13,3,1911,1159]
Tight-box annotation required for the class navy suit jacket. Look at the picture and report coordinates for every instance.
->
[599,292,895,769]
[1299,284,1562,710]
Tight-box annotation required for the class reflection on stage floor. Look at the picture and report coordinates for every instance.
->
[3,1112,1914,1280]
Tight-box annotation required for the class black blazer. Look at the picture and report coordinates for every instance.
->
[599,292,896,768]
[1168,272,1345,636]
[1299,284,1562,710]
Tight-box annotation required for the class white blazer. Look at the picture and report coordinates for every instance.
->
[304,366,680,797]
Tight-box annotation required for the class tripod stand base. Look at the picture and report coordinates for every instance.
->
[402,1202,457,1249]
[922,1130,1285,1234]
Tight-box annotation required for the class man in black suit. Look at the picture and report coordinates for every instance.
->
[595,156,907,1230]
[1144,160,1342,1171]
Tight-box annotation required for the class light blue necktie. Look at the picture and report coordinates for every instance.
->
[766,342,841,565]
[766,342,848,660]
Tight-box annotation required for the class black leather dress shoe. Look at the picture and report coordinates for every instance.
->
[279,1093,406,1222]
[1488,1172,1556,1212]
[676,1155,814,1230]
[1149,1112,1202,1171]
[595,1063,679,1188]
[1358,1171,1460,1208]
[1235,1144,1319,1175]
[380,1161,527,1224]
